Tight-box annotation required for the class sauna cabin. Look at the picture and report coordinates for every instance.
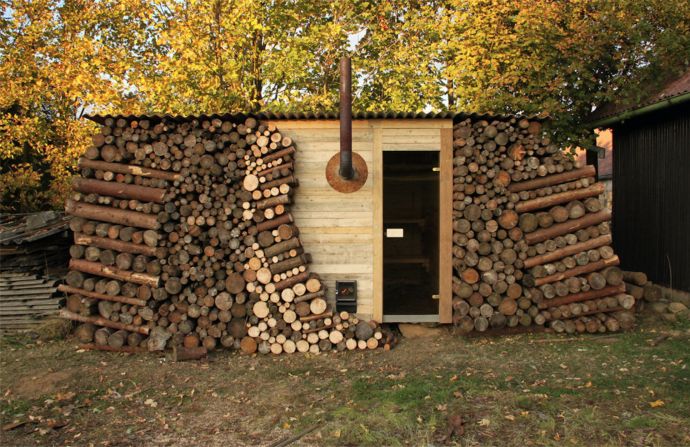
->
[68,107,627,351]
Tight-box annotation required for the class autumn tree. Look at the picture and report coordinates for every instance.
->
[349,0,689,142]
[350,0,449,112]
[1,0,688,211]
[133,0,356,114]
[439,0,690,142]
[0,0,153,212]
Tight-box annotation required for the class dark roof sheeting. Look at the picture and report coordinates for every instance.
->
[590,69,690,124]
[85,110,546,125]
[0,211,70,246]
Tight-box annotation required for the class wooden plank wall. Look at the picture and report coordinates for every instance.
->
[381,126,446,151]
[267,120,375,317]
[267,119,451,321]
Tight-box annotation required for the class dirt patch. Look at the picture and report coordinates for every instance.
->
[398,323,447,338]
[12,370,72,400]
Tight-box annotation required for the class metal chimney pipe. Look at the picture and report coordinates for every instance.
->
[339,56,354,179]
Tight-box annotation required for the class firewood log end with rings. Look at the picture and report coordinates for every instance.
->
[310,297,328,315]
[253,301,269,319]
[243,174,259,192]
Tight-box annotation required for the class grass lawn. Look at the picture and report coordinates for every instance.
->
[1,316,688,446]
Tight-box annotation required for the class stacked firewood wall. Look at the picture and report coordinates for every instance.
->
[60,116,387,354]
[451,118,635,334]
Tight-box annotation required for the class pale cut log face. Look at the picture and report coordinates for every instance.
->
[64,116,384,354]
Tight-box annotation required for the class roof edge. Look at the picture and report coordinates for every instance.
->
[84,111,548,125]
[589,91,690,128]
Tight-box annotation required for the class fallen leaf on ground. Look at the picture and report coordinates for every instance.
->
[478,418,490,426]
[46,419,68,429]
[56,391,76,401]
[649,400,665,408]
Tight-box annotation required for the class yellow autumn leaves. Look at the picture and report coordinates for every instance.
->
[1,0,689,212]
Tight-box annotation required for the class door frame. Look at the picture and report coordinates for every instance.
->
[372,123,453,323]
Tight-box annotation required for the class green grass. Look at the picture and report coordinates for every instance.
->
[624,415,660,429]
[1,319,689,446]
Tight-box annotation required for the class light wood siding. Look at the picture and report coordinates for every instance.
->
[267,119,451,321]
[266,120,374,317]
[382,127,444,151]
[438,128,454,323]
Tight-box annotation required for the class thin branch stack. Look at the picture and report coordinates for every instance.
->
[62,117,383,354]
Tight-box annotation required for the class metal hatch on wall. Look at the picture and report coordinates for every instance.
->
[382,151,440,322]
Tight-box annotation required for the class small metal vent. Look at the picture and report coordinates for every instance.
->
[335,280,357,313]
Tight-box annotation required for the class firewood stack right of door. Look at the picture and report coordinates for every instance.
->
[451,117,635,334]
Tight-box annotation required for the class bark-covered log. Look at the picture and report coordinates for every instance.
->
[73,178,166,203]
[538,284,625,309]
[622,271,648,286]
[66,200,160,230]
[58,284,147,306]
[508,166,596,193]
[515,183,605,213]
[532,256,620,286]
[74,233,160,257]
[524,234,612,268]
[525,210,611,244]
[69,259,160,287]
[60,309,149,335]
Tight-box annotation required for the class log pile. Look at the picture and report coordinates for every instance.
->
[61,116,384,354]
[451,117,635,334]
[624,270,690,321]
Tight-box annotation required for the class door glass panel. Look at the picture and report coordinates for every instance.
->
[383,151,439,316]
